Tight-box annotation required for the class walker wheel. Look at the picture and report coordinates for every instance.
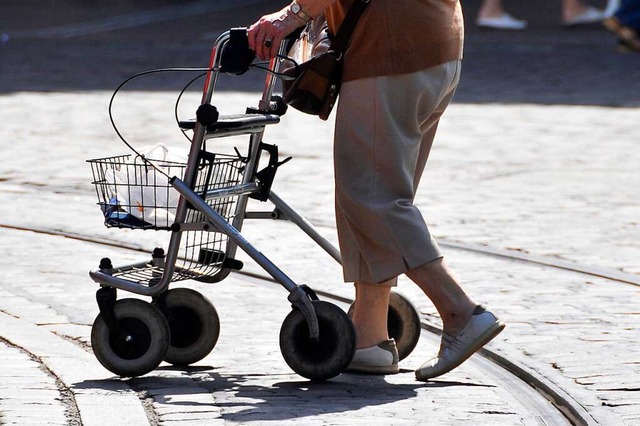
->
[348,291,421,361]
[158,288,220,366]
[280,300,356,381]
[91,298,170,377]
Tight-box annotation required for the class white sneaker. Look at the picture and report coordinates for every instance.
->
[605,0,621,18]
[415,306,505,381]
[346,339,399,374]
[563,6,607,26]
[477,13,528,30]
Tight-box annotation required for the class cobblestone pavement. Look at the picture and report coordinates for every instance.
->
[1,90,639,424]
[0,228,558,425]
[1,0,640,424]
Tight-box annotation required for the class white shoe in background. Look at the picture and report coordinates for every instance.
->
[477,13,528,31]
[604,0,621,18]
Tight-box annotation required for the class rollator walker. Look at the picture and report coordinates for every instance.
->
[87,29,421,381]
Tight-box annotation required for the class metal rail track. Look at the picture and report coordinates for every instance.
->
[1,222,618,424]
[4,223,637,288]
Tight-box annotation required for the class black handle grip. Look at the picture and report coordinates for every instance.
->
[220,27,256,75]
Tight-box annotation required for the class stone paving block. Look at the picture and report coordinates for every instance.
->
[0,402,66,413]
[0,341,69,424]
[598,392,640,406]
[73,394,149,426]
[157,411,222,421]
[0,389,62,400]
[0,406,67,426]
[0,377,58,388]
[0,310,149,425]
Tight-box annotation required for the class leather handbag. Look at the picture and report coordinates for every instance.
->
[282,0,370,121]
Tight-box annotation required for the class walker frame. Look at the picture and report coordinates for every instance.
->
[87,29,420,380]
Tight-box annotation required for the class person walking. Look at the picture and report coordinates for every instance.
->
[248,0,505,380]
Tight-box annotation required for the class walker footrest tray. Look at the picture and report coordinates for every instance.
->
[109,262,221,285]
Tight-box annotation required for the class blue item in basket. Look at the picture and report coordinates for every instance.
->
[106,211,150,228]
[100,196,121,217]
[100,196,150,228]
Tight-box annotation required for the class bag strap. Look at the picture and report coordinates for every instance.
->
[329,0,370,55]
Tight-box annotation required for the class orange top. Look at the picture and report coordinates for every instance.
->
[325,0,464,82]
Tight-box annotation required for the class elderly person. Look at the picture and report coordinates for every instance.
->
[248,0,504,380]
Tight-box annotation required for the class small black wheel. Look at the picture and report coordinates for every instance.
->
[387,292,421,360]
[280,300,356,381]
[158,288,220,366]
[91,298,170,377]
[348,291,421,361]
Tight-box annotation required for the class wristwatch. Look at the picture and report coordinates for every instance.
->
[290,1,312,23]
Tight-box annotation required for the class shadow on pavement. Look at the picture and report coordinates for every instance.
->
[74,365,498,422]
[1,0,638,106]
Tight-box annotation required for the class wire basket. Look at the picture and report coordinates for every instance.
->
[88,151,244,230]
[88,151,246,282]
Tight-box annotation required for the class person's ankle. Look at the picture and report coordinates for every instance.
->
[478,5,504,19]
[352,320,390,349]
[563,5,586,21]
[478,12,500,20]
[442,304,477,337]
[356,336,390,350]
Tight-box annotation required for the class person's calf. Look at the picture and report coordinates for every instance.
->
[406,258,476,337]
[351,280,394,349]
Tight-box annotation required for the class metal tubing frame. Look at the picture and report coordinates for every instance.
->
[268,191,342,265]
[171,177,319,339]
[219,40,290,264]
[201,182,261,200]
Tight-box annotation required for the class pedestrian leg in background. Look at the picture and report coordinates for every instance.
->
[562,0,607,26]
[476,0,528,30]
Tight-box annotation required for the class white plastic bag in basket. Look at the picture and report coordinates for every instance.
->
[110,144,187,227]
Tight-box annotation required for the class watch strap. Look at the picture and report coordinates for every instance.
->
[291,1,312,23]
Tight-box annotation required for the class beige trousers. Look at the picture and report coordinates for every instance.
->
[333,60,461,284]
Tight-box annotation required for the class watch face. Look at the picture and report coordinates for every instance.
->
[291,3,301,13]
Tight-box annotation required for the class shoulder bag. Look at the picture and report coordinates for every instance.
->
[282,0,370,121]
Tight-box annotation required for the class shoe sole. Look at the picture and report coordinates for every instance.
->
[415,320,505,381]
